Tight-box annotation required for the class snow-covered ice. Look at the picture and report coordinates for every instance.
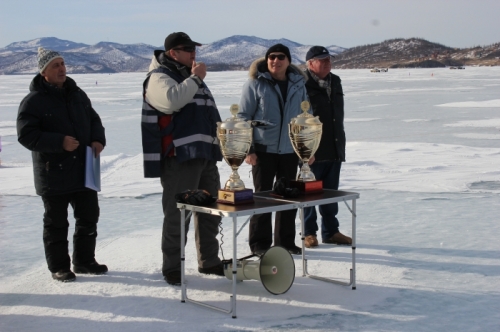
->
[1,68,499,331]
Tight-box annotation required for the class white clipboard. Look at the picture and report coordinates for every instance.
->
[85,146,101,192]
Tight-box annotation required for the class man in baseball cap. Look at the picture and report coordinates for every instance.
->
[142,33,225,286]
[302,45,351,248]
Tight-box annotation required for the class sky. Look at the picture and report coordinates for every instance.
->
[1,0,499,49]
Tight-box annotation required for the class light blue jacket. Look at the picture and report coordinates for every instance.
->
[238,58,309,154]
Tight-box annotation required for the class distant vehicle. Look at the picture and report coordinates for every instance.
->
[370,68,380,72]
[370,68,388,72]
[450,67,457,69]
[380,68,388,72]
[457,66,465,69]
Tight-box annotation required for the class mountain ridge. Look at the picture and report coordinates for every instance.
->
[332,37,500,69]
[0,36,498,74]
[0,36,343,74]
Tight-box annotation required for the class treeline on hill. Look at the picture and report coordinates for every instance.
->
[331,38,500,69]
[206,63,247,71]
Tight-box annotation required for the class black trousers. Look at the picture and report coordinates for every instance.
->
[41,190,100,272]
[249,152,298,251]
[160,157,221,275]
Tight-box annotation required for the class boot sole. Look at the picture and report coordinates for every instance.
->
[73,267,108,275]
[53,277,76,282]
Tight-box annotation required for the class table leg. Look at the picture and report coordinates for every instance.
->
[181,207,186,302]
[180,210,236,316]
[232,215,237,318]
[300,207,306,277]
[352,199,357,290]
[304,198,358,287]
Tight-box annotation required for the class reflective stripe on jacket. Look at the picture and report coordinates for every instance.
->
[141,65,222,178]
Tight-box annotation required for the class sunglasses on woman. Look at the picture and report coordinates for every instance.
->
[173,46,196,53]
[268,54,287,61]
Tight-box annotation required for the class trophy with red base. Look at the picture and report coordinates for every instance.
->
[216,104,254,205]
[288,101,323,194]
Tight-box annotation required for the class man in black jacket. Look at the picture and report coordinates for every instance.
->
[303,46,352,248]
[17,47,108,282]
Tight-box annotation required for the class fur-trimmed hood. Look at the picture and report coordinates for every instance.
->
[248,57,308,82]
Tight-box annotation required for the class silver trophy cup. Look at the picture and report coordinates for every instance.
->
[288,101,323,182]
[216,104,254,204]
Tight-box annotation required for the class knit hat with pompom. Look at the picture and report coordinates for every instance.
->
[37,47,63,73]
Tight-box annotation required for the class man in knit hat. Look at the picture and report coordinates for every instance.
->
[17,47,107,282]
[238,43,309,256]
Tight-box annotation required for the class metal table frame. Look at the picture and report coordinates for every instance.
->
[177,198,298,318]
[253,190,359,289]
[177,189,359,318]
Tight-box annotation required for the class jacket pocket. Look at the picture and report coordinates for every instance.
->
[45,155,77,189]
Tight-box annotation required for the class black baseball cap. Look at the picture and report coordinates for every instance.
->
[164,32,202,51]
[306,46,334,61]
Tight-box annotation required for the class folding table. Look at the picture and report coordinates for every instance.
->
[177,189,359,318]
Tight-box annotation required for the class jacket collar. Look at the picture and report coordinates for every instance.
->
[151,50,191,78]
[29,73,78,95]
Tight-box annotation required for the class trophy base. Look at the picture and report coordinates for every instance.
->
[217,188,254,205]
[289,180,323,194]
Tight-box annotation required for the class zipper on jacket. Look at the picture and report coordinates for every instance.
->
[273,81,285,153]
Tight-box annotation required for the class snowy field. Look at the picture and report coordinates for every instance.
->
[0,68,499,331]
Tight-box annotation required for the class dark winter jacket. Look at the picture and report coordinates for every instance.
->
[17,74,106,196]
[305,70,346,162]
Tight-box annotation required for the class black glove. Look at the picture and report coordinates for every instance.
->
[251,119,276,128]
[175,189,216,206]
[283,187,300,198]
[273,177,300,198]
[273,177,287,196]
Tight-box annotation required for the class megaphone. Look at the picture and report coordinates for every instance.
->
[223,246,295,295]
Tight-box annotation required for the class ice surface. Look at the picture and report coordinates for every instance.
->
[0,68,499,331]
[436,99,500,108]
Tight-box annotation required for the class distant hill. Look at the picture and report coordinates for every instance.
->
[4,37,89,52]
[331,38,500,69]
[1,36,498,74]
[0,36,345,74]
[196,35,344,70]
[0,38,158,74]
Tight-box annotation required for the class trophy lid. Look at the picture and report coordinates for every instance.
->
[218,104,252,130]
[290,101,321,126]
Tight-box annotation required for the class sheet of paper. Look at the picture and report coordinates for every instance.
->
[85,146,101,192]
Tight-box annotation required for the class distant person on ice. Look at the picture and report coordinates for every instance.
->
[17,47,108,282]
[141,32,224,286]
[302,46,351,248]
